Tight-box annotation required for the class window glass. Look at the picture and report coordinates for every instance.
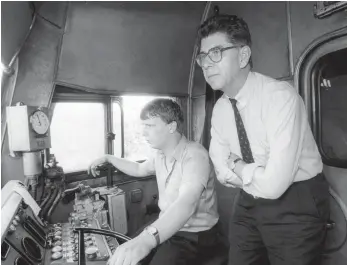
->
[319,48,347,161]
[50,102,105,173]
[122,96,165,161]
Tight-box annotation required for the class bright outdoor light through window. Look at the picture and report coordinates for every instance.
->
[50,102,105,173]
[120,96,167,161]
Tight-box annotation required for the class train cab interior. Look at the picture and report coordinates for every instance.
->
[1,2,347,265]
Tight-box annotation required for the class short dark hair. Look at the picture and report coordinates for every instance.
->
[140,98,184,133]
[198,14,252,67]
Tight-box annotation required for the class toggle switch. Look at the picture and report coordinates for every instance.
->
[130,189,143,203]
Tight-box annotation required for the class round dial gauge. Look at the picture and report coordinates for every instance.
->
[30,110,50,135]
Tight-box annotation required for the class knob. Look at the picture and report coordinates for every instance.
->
[53,241,62,247]
[12,220,19,226]
[85,240,93,246]
[51,252,63,260]
[52,246,62,252]
[86,246,98,260]
[14,215,20,222]
[54,235,62,241]
[8,224,16,233]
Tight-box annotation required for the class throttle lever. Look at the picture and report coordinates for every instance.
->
[95,163,117,188]
[61,185,82,204]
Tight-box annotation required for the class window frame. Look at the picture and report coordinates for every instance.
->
[111,96,124,158]
[296,30,347,169]
[51,93,118,176]
[312,56,347,168]
[51,93,188,175]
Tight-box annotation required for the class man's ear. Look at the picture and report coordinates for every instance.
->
[169,121,178,133]
[239,46,252,69]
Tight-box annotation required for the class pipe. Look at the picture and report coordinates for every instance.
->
[40,185,58,219]
[39,185,53,208]
[47,186,63,223]
[285,2,294,76]
[187,1,212,140]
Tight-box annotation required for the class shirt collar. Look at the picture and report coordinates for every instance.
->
[223,71,255,110]
[158,135,188,162]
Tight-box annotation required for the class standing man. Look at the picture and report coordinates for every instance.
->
[196,14,329,265]
[88,99,219,265]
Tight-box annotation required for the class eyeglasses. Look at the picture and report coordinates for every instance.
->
[196,46,240,67]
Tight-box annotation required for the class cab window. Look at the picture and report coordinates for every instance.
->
[50,91,174,174]
[316,48,347,167]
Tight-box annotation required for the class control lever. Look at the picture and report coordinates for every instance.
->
[61,183,92,204]
[95,163,117,188]
[61,185,82,204]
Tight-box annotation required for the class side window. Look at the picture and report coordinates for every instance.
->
[50,94,183,174]
[316,48,347,167]
[50,102,106,173]
[118,96,166,161]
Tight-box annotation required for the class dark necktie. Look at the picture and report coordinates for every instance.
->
[229,98,254,164]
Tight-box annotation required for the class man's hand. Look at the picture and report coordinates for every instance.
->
[107,233,156,265]
[220,152,243,188]
[87,155,109,177]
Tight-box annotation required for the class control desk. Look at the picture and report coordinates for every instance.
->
[2,184,129,265]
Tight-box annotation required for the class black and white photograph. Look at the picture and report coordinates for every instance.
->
[1,2,347,265]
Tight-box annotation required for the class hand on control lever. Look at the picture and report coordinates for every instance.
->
[88,155,110,177]
[107,232,156,265]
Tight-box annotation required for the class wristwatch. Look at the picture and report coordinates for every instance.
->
[144,226,160,246]
[230,158,242,171]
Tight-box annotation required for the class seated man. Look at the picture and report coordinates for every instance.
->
[88,99,219,265]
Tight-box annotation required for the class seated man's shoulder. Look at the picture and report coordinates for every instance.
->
[185,141,210,161]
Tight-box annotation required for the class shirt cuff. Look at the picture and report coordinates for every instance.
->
[242,163,261,185]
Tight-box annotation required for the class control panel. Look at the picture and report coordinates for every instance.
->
[1,184,125,265]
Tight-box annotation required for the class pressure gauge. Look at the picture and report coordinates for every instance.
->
[29,110,50,135]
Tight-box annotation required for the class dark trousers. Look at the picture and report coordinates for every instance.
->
[228,173,330,265]
[142,224,224,265]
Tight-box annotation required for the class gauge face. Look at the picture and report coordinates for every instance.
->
[29,110,50,135]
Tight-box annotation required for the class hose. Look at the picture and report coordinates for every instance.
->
[47,186,63,223]
[40,185,58,220]
[39,185,53,208]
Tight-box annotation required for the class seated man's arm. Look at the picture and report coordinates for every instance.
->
[148,176,205,243]
[88,155,155,178]
[107,149,210,265]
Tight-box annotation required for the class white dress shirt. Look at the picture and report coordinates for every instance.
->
[209,71,323,199]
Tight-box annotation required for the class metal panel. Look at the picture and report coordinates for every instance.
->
[36,2,68,29]
[1,2,32,66]
[56,2,205,95]
[12,17,62,107]
[215,1,290,79]
[290,2,347,69]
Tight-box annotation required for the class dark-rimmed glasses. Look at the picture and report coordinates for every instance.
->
[196,46,240,67]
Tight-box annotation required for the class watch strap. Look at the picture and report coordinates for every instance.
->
[145,226,160,246]
[234,158,242,164]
